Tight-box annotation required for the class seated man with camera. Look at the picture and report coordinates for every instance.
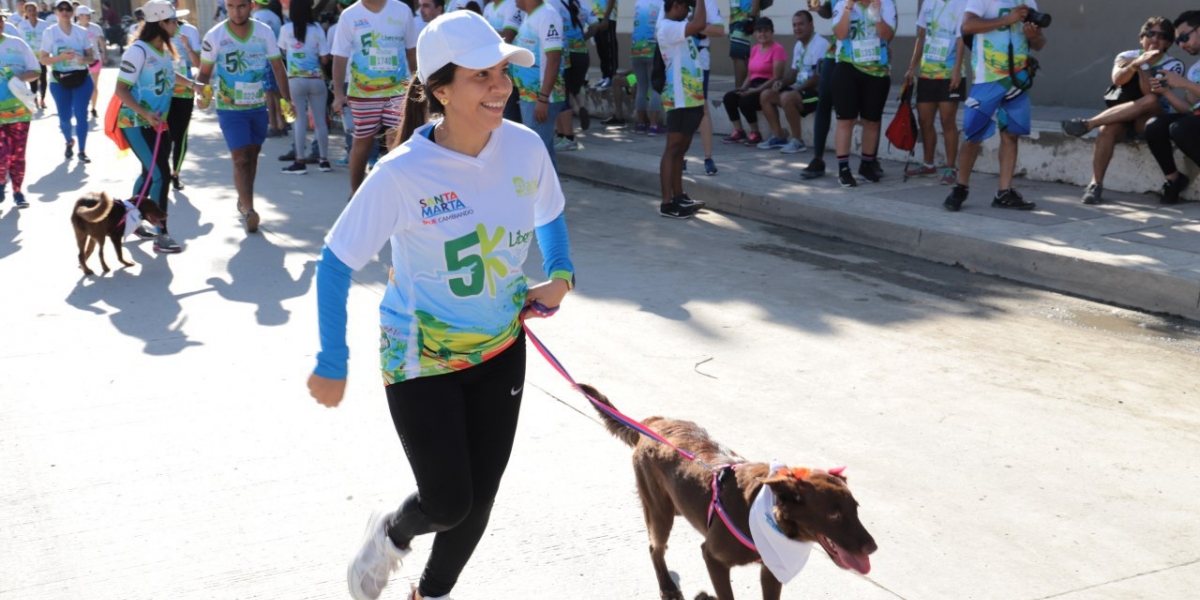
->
[1146,10,1200,204]
[944,0,1046,211]
[1060,17,1183,204]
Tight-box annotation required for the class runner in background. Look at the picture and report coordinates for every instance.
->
[73,4,101,117]
[167,0,200,190]
[17,2,48,109]
[0,9,41,209]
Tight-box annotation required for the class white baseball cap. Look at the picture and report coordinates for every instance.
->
[74,5,93,14]
[140,0,188,22]
[416,11,533,84]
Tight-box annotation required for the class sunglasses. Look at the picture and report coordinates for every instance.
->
[1141,30,1170,41]
[1179,28,1195,44]
[55,6,73,11]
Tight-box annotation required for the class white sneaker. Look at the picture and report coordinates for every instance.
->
[348,510,411,600]
[779,138,806,154]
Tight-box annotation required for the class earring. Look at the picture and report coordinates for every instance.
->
[440,97,450,106]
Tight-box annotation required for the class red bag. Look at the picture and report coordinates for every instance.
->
[104,93,129,153]
[885,81,918,153]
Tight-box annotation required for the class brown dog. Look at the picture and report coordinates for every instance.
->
[71,192,165,276]
[582,383,876,600]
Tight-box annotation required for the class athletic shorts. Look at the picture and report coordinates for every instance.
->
[781,88,819,116]
[666,106,704,135]
[565,51,589,97]
[916,77,966,104]
[216,107,268,151]
[729,27,752,60]
[88,60,101,74]
[832,62,890,122]
[263,67,279,93]
[348,95,403,139]
[962,80,1031,143]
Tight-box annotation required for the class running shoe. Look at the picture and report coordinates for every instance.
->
[647,125,667,136]
[659,199,698,219]
[939,167,958,186]
[65,141,74,160]
[992,188,1036,210]
[172,174,184,191]
[1160,174,1190,205]
[336,156,350,166]
[800,157,826,179]
[78,152,90,164]
[578,106,590,130]
[704,158,718,176]
[633,123,649,134]
[553,136,571,151]
[757,135,788,150]
[282,163,308,175]
[278,149,297,161]
[319,160,333,172]
[905,164,938,178]
[133,224,157,239]
[857,161,881,183]
[744,132,764,146]
[944,184,968,211]
[13,191,27,209]
[153,233,182,253]
[722,130,747,144]
[90,107,98,119]
[677,193,706,209]
[1061,118,1089,138]
[592,77,612,91]
[560,139,580,151]
[838,168,857,188]
[1081,182,1103,205]
[779,138,806,154]
[600,115,626,126]
[347,510,410,600]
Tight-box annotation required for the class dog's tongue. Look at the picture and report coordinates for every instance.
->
[837,548,871,575]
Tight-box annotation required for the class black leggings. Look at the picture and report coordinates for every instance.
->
[595,19,618,79]
[384,334,526,598]
[1145,112,1200,177]
[31,66,47,100]
[167,96,194,175]
[723,78,769,126]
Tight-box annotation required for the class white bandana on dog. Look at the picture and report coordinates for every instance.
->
[749,463,813,584]
[121,201,142,238]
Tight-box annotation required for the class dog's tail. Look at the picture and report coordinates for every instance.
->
[579,383,641,448]
[74,192,113,223]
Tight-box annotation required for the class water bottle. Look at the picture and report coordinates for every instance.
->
[866,3,880,22]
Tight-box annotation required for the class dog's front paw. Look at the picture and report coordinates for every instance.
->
[693,593,717,600]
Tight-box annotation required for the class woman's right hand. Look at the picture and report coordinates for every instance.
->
[308,373,347,407]
[144,113,162,129]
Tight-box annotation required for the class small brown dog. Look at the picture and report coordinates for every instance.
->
[71,192,165,276]
[583,383,876,600]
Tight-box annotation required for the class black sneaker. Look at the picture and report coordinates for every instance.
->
[171,174,184,191]
[1160,174,1190,205]
[1081,182,1102,205]
[578,106,590,131]
[90,108,98,119]
[800,157,826,180]
[944,184,969,212]
[600,116,626,126]
[992,188,1036,210]
[278,149,297,162]
[13,191,27,208]
[132,224,157,239]
[282,162,308,175]
[1061,118,1089,138]
[858,160,881,183]
[65,142,74,159]
[318,160,333,172]
[677,193,706,209]
[78,152,90,164]
[659,200,697,219]
[838,168,857,188]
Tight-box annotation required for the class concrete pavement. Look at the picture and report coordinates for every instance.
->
[557,121,1200,322]
[4,69,1200,600]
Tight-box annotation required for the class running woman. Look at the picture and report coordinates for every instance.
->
[331,0,417,194]
[308,12,574,600]
[277,0,331,175]
[16,2,48,109]
[74,5,103,118]
[114,0,190,254]
[194,0,289,234]
[0,10,40,209]
[167,5,200,190]
[39,0,94,163]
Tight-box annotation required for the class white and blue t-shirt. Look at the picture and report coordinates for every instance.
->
[278,22,329,79]
[657,17,703,110]
[172,21,202,98]
[831,0,897,77]
[325,120,566,385]
[40,22,91,72]
[511,3,565,103]
[252,8,283,38]
[331,0,417,99]
[117,40,175,128]
[16,18,48,56]
[200,20,282,111]
[916,0,965,80]
[0,34,39,124]
[631,0,658,59]
[791,34,829,86]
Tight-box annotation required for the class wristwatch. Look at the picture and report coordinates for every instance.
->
[550,270,575,291]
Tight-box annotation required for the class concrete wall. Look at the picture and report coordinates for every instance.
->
[607,0,1195,109]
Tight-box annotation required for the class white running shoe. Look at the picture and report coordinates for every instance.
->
[348,510,411,600]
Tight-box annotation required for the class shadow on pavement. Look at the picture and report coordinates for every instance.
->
[206,233,316,326]
[0,209,21,261]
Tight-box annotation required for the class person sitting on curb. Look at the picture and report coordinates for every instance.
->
[1146,10,1200,205]
[721,17,784,147]
[1060,16,1183,204]
[902,0,967,184]
[757,9,827,153]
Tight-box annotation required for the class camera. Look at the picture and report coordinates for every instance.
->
[1024,9,1051,28]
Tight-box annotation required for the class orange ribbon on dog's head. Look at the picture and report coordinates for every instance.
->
[773,467,812,480]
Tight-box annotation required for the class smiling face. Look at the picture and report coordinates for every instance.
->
[1140,21,1173,53]
[434,62,512,134]
[754,26,774,45]
[792,13,812,42]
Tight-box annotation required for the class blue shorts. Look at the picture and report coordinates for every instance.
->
[962,81,1032,143]
[217,108,269,151]
[263,68,279,93]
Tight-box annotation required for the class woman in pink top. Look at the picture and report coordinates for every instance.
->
[722,17,786,146]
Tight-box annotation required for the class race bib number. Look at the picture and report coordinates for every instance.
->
[234,80,263,105]
[923,36,950,64]
[851,38,880,63]
[368,46,399,70]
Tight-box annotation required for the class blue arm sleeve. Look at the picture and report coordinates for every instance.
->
[535,212,574,277]
[315,245,353,380]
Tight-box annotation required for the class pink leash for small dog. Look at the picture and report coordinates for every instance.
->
[520,307,760,553]
[116,120,167,231]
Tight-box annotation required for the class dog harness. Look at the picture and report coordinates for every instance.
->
[522,320,762,553]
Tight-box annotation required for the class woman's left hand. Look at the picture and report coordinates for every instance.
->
[523,279,570,318]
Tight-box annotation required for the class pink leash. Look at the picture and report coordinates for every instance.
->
[520,304,759,553]
[116,121,167,231]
